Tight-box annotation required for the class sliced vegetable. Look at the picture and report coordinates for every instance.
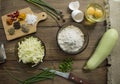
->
[59,58,73,72]
[84,29,118,70]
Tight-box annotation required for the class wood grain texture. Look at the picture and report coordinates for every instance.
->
[0,0,107,84]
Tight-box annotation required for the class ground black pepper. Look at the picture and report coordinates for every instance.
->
[13,21,21,29]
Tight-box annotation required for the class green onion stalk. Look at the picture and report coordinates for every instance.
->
[25,0,65,27]
[4,68,55,84]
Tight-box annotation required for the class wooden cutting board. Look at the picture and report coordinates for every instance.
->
[1,7,47,41]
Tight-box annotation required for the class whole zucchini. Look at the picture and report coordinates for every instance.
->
[84,28,118,70]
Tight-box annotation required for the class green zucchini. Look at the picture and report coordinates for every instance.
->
[84,28,118,70]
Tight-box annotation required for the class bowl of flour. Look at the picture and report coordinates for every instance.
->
[57,23,89,54]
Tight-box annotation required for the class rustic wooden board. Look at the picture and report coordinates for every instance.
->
[1,7,47,41]
[0,0,107,84]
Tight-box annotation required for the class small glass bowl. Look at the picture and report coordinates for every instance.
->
[85,3,106,23]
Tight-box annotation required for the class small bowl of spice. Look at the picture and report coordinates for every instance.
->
[57,23,89,54]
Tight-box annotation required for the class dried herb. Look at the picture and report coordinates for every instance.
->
[21,24,29,33]
[8,27,15,35]
[59,58,73,72]
[13,21,21,29]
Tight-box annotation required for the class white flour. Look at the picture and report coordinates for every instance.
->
[58,25,84,53]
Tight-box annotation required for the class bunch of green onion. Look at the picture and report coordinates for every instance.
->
[5,69,55,84]
[25,0,65,27]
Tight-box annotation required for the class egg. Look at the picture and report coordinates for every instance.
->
[69,1,80,11]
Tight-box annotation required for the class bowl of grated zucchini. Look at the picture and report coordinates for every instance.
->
[15,35,46,67]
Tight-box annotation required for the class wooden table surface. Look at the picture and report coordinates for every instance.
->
[0,0,107,84]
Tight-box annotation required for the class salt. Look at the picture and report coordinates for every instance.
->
[58,25,84,53]
[25,14,37,25]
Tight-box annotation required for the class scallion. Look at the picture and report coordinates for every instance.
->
[4,68,55,84]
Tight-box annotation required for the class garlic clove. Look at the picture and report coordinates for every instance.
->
[69,1,80,11]
[71,10,84,22]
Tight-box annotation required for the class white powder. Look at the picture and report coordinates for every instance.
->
[58,25,84,53]
[25,14,37,25]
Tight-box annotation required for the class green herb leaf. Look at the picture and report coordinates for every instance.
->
[59,58,73,72]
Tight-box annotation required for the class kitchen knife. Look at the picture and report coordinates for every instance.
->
[41,68,92,84]
[0,43,6,64]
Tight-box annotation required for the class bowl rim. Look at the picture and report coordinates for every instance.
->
[56,22,89,55]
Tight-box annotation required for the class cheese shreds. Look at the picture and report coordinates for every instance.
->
[18,36,45,67]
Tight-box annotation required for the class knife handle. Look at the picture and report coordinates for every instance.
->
[69,73,92,84]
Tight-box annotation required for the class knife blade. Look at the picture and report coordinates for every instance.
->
[41,68,92,84]
[0,43,6,63]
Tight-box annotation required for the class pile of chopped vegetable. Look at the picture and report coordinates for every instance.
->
[18,36,45,67]
[59,58,73,72]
